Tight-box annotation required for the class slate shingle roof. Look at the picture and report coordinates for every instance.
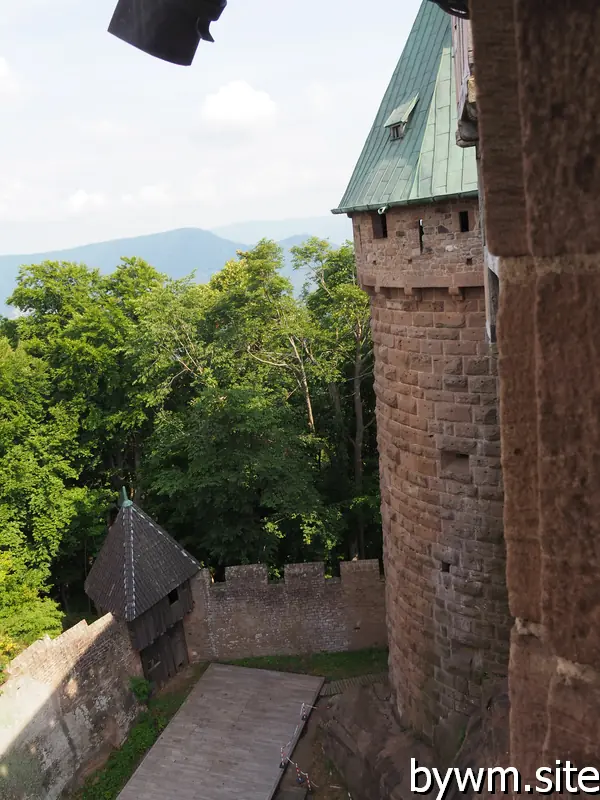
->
[85,501,200,622]
[333,0,477,214]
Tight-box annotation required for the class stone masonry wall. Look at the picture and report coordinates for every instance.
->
[351,200,511,741]
[0,615,142,800]
[470,0,600,777]
[184,560,387,661]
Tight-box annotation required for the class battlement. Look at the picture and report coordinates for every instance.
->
[7,613,124,682]
[185,560,386,661]
[205,559,382,590]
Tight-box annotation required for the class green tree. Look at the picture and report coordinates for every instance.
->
[142,386,340,569]
[0,338,66,663]
[7,259,171,605]
[0,237,380,638]
[292,238,379,559]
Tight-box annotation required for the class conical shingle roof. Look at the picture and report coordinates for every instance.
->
[85,500,200,622]
[333,1,477,214]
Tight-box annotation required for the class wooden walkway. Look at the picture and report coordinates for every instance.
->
[117,664,324,800]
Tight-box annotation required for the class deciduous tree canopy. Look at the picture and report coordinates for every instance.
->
[0,238,380,670]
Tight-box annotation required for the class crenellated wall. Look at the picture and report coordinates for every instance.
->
[0,615,142,800]
[351,200,511,741]
[184,560,387,661]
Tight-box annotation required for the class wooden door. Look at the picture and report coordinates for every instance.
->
[140,638,169,688]
[169,620,189,670]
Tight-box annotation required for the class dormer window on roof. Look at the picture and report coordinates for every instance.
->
[332,2,479,215]
[384,93,419,140]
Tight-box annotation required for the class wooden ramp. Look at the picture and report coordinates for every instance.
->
[117,663,324,800]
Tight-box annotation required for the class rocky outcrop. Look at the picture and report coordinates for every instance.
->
[320,680,509,800]
[320,681,435,800]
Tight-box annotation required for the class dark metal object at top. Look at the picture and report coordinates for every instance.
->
[427,0,470,19]
[108,0,227,66]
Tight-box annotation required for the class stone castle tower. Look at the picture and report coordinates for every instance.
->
[333,1,511,741]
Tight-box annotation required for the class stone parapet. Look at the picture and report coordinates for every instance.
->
[184,560,387,661]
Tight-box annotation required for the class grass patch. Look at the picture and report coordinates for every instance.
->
[67,651,387,798]
[71,663,207,800]
[224,647,389,681]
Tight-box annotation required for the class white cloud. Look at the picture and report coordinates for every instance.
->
[304,83,331,113]
[0,58,19,96]
[200,81,277,129]
[72,118,130,138]
[121,185,172,207]
[67,190,107,214]
[0,181,37,220]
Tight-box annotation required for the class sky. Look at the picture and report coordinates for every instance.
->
[0,0,422,253]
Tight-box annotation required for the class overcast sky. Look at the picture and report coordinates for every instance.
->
[0,0,421,253]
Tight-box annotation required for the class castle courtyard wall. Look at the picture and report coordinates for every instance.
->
[184,560,387,661]
[0,615,142,800]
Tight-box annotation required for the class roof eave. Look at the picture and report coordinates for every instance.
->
[331,189,479,216]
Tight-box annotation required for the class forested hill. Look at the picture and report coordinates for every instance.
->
[0,228,338,312]
[0,238,380,678]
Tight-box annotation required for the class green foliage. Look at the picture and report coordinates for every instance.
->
[1,239,380,644]
[129,676,152,705]
[0,552,63,684]
[143,385,340,565]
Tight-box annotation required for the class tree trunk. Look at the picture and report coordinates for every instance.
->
[328,382,349,472]
[289,335,316,433]
[60,583,71,614]
[328,382,344,431]
[132,437,142,500]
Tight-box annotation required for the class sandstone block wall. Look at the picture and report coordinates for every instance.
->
[470,0,600,776]
[352,201,511,740]
[354,199,483,294]
[184,560,387,661]
[0,615,142,800]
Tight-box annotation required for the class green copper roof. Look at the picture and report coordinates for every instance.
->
[333,1,477,214]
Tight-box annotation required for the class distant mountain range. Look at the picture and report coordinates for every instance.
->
[0,216,352,315]
[211,215,351,244]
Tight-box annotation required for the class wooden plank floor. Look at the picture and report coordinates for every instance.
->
[117,664,324,800]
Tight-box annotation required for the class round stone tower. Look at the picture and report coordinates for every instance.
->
[352,201,510,740]
[330,0,511,743]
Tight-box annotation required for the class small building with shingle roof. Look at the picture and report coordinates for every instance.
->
[85,489,200,687]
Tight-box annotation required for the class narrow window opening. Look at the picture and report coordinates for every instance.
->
[418,219,424,253]
[212,564,226,583]
[390,124,404,140]
[466,256,473,266]
[168,588,179,605]
[441,561,451,573]
[459,210,470,233]
[372,212,388,239]
[441,450,470,476]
